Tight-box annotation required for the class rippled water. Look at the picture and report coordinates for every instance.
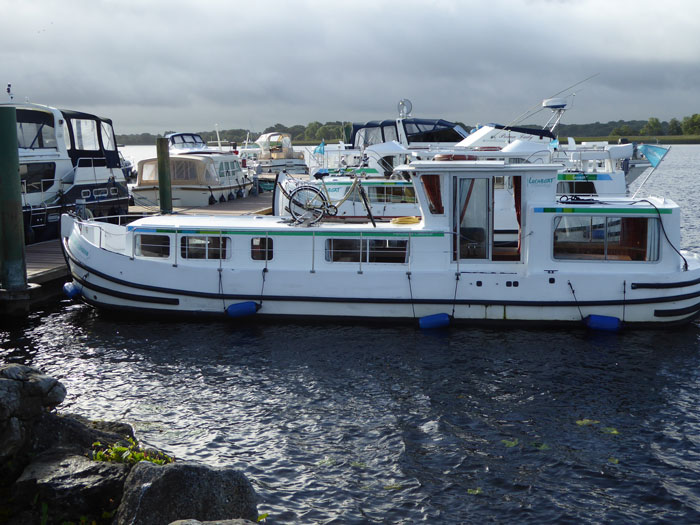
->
[4,146,700,523]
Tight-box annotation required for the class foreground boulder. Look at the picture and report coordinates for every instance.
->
[0,364,258,524]
[116,461,258,525]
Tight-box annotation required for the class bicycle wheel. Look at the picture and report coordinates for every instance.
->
[288,185,328,224]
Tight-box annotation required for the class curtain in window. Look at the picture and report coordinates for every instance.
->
[421,175,443,214]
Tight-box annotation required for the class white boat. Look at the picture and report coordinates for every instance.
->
[1,100,130,244]
[131,132,253,207]
[251,132,307,174]
[60,156,700,329]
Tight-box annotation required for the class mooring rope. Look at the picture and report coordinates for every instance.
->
[567,280,585,321]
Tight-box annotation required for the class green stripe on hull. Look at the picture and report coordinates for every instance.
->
[535,207,672,214]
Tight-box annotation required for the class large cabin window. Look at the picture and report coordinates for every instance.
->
[325,238,408,263]
[136,234,171,258]
[553,216,659,261]
[181,236,230,260]
[70,119,100,150]
[455,178,489,259]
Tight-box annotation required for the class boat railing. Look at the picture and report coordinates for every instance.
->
[21,177,59,206]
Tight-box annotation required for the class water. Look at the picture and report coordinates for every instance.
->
[4,146,700,523]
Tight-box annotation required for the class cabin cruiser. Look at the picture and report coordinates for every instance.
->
[61,154,700,329]
[310,99,469,177]
[1,101,129,244]
[250,132,307,174]
[131,132,253,207]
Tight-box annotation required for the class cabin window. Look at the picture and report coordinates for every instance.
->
[421,175,444,214]
[141,162,158,182]
[553,216,659,261]
[251,237,273,260]
[136,234,171,258]
[324,238,408,263]
[556,181,597,195]
[100,122,116,151]
[382,124,398,143]
[455,178,489,259]
[20,163,55,193]
[172,160,198,182]
[181,236,230,260]
[70,119,100,150]
[366,185,416,203]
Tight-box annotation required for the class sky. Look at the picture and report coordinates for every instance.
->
[2,0,700,135]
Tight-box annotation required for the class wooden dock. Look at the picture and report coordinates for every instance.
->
[1,191,273,314]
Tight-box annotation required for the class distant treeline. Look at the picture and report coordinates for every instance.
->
[116,114,700,145]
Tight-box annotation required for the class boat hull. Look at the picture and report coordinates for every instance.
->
[62,226,700,328]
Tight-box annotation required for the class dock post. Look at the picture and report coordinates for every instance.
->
[0,106,38,315]
[156,137,173,214]
[0,106,27,291]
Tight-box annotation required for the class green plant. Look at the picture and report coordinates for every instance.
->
[90,437,174,465]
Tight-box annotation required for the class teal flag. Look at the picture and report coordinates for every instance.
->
[313,140,325,155]
[638,144,669,168]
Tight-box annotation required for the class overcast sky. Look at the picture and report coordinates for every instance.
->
[2,0,699,134]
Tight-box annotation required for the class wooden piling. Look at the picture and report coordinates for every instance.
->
[0,106,27,291]
[156,137,173,214]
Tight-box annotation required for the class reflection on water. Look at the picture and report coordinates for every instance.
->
[3,146,700,523]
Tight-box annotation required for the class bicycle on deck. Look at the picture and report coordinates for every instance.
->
[278,170,377,227]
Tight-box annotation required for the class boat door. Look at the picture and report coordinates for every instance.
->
[452,174,522,262]
[453,176,490,260]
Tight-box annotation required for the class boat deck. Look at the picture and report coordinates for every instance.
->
[1,191,275,314]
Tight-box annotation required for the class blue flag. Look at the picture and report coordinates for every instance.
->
[313,140,325,155]
[638,144,669,168]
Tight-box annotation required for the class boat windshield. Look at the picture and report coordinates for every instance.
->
[170,134,206,149]
[16,109,57,149]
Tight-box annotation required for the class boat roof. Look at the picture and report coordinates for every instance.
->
[350,118,468,146]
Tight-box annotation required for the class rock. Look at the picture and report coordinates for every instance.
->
[115,461,258,525]
[12,449,128,523]
[0,365,68,482]
[169,519,255,525]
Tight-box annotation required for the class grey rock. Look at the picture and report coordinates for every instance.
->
[116,461,258,525]
[12,449,128,522]
[169,519,255,525]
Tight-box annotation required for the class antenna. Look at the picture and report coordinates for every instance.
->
[506,74,599,128]
[397,99,412,118]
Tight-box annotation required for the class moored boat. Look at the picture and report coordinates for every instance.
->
[1,100,130,244]
[61,155,700,329]
[131,132,253,207]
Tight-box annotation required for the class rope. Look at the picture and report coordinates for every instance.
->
[391,216,421,224]
[451,272,460,318]
[567,280,584,321]
[407,271,416,318]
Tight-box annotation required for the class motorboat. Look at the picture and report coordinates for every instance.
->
[252,132,308,174]
[1,100,130,244]
[131,132,253,207]
[60,155,700,329]
[309,99,469,177]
